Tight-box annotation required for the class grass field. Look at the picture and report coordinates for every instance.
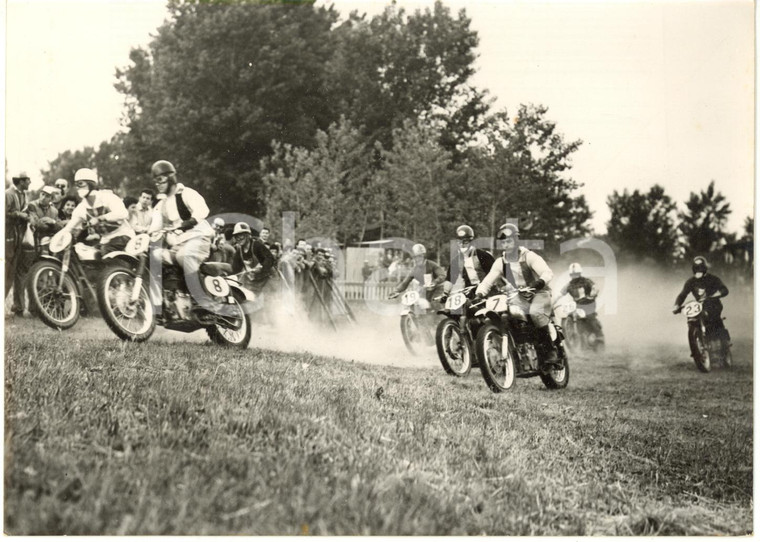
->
[3,314,753,535]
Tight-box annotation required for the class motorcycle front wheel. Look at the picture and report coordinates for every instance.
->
[562,318,581,353]
[98,268,155,342]
[540,343,570,389]
[400,314,424,356]
[27,260,80,330]
[206,291,252,349]
[688,324,711,373]
[435,318,472,377]
[475,323,515,393]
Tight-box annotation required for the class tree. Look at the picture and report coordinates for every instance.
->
[678,181,732,259]
[261,117,377,244]
[329,1,489,157]
[376,119,453,254]
[606,185,679,264]
[115,0,343,215]
[453,105,590,253]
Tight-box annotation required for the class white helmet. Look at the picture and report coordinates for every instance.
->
[213,218,225,228]
[569,262,583,276]
[232,222,251,236]
[412,243,426,257]
[74,168,98,185]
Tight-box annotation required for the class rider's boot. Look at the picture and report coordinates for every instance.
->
[538,325,559,366]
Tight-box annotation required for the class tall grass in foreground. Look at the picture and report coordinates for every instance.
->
[4,319,753,535]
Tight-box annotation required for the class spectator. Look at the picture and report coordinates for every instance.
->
[5,172,32,316]
[130,189,155,234]
[56,195,80,231]
[28,186,60,247]
[361,259,373,282]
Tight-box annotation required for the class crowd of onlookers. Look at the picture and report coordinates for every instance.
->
[5,173,344,325]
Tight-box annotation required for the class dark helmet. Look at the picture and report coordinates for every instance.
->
[692,256,708,275]
[151,160,176,178]
[456,224,474,241]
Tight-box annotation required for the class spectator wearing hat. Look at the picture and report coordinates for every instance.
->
[231,222,275,294]
[28,185,61,247]
[5,172,32,315]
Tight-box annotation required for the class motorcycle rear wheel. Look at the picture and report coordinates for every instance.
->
[475,323,515,393]
[688,325,711,373]
[27,260,80,330]
[98,268,155,342]
[400,314,424,356]
[435,318,472,377]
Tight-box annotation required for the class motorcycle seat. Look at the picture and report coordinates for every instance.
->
[200,262,232,277]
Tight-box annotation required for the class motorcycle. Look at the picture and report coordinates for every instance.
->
[678,299,732,372]
[96,231,254,348]
[474,288,570,393]
[390,281,439,356]
[25,229,128,330]
[553,294,605,353]
[434,286,483,377]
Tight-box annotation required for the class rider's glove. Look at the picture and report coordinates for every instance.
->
[672,304,681,314]
[178,218,198,232]
[528,279,546,291]
[472,292,485,302]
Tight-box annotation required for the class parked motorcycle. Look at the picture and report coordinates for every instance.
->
[474,288,570,393]
[434,286,483,377]
[390,282,439,356]
[25,229,128,330]
[678,299,732,372]
[96,232,254,348]
[553,294,605,353]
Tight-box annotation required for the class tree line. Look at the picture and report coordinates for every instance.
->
[37,0,751,268]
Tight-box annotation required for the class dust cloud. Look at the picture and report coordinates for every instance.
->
[247,302,440,369]
[589,263,754,349]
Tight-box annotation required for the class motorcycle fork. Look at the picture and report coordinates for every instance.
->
[131,253,147,303]
[58,249,72,290]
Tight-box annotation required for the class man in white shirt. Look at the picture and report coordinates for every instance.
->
[130,189,155,234]
[60,168,134,254]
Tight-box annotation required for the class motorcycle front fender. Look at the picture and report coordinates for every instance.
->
[400,307,412,316]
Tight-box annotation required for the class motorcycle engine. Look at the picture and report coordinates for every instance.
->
[517,343,539,371]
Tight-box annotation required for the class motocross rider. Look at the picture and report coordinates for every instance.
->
[442,224,495,299]
[389,243,447,309]
[475,222,559,364]
[147,160,214,315]
[672,256,730,349]
[60,168,135,255]
[558,262,604,339]
[230,222,275,294]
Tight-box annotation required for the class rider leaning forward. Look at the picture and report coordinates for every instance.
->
[673,256,730,345]
[441,224,495,298]
[474,222,559,364]
[389,243,446,306]
[558,262,603,337]
[148,160,214,317]
[60,168,135,255]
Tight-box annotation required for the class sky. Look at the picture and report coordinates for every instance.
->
[3,0,755,234]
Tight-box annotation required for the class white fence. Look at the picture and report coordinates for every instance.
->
[338,281,397,302]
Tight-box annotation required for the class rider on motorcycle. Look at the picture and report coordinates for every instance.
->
[230,222,276,294]
[672,256,730,345]
[389,243,446,307]
[474,222,559,364]
[59,168,135,254]
[147,160,214,315]
[442,224,495,299]
[558,262,604,337]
